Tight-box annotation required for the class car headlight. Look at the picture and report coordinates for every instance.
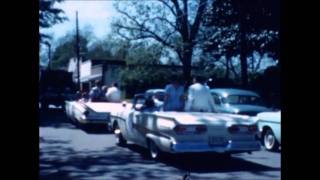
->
[234,109,239,114]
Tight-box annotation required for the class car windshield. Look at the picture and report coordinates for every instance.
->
[222,95,264,106]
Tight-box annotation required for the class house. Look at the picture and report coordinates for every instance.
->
[68,58,126,91]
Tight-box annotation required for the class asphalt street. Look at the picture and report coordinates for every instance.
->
[39,109,281,180]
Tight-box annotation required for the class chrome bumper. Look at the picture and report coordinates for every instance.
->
[170,140,261,153]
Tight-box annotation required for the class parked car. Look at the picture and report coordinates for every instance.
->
[210,88,271,116]
[256,111,281,151]
[112,94,261,159]
[39,70,77,109]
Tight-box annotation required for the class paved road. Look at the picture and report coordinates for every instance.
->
[39,109,281,180]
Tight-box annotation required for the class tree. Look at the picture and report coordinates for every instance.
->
[39,0,67,44]
[50,32,89,69]
[202,0,280,87]
[112,0,210,83]
[119,42,176,97]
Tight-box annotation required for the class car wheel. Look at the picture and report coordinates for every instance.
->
[263,129,279,151]
[114,125,126,146]
[148,140,162,160]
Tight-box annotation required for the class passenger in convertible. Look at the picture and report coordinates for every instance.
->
[140,95,159,112]
[163,75,185,111]
[185,76,217,112]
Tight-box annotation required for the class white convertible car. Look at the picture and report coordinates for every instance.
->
[65,101,123,130]
[113,95,261,159]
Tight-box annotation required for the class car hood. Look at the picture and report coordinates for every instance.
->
[153,111,255,126]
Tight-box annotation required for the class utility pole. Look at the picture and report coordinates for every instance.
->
[44,41,51,70]
[48,43,51,69]
[76,11,81,90]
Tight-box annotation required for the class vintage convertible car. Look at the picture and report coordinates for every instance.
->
[65,101,123,130]
[256,111,281,151]
[113,95,261,159]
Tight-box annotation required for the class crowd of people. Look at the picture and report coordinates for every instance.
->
[162,75,216,113]
[77,80,122,103]
[77,74,216,113]
[139,74,216,113]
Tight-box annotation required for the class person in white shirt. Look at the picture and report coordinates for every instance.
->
[106,83,121,102]
[185,76,216,112]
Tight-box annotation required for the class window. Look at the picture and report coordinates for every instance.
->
[211,94,221,105]
[222,95,264,106]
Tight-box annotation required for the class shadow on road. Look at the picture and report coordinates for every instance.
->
[125,144,280,173]
[78,125,111,135]
[39,109,112,134]
[39,109,280,180]
[40,139,280,180]
[39,109,76,129]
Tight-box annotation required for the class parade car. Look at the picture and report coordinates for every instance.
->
[256,111,281,151]
[210,88,271,116]
[113,95,261,159]
[65,101,123,130]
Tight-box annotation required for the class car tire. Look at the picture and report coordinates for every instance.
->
[148,139,162,160]
[263,129,279,151]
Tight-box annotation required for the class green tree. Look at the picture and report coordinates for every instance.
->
[119,42,176,97]
[112,0,210,83]
[202,0,279,87]
[39,0,67,44]
[50,32,89,69]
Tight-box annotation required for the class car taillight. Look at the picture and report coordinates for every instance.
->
[248,125,258,133]
[228,125,258,134]
[174,125,187,134]
[228,125,240,134]
[174,125,207,135]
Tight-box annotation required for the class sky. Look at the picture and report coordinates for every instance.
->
[40,0,119,65]
[40,0,278,70]
[41,0,118,44]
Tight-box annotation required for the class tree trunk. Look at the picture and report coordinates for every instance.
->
[239,3,248,88]
[240,32,248,88]
[181,48,193,86]
[225,56,230,80]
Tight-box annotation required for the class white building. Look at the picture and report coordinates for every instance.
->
[67,58,126,91]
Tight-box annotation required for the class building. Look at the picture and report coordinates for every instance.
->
[68,58,126,91]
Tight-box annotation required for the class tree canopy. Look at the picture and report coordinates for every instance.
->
[39,0,67,44]
[112,0,210,83]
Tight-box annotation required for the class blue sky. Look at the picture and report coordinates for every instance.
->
[41,0,118,43]
[40,0,278,70]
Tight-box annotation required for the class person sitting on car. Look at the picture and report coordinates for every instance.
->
[89,80,103,102]
[185,76,216,112]
[106,83,121,102]
[140,95,158,112]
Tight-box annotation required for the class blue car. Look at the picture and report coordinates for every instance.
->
[210,88,271,116]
